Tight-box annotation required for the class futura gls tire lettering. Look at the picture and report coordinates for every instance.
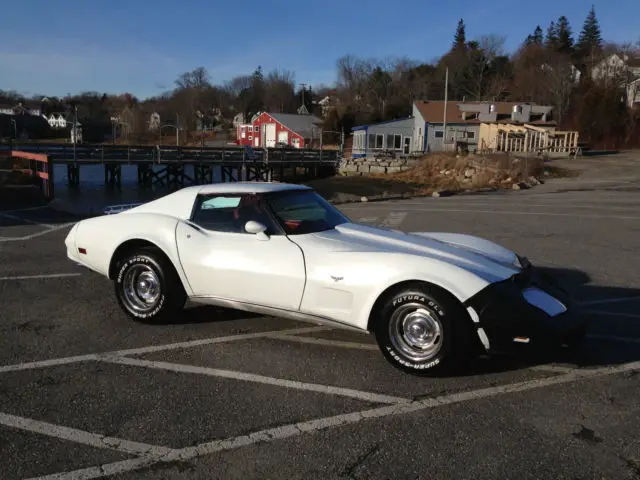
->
[373,284,472,377]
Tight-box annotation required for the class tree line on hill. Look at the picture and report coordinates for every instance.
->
[0,6,638,148]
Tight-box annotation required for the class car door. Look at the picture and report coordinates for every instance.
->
[175,193,306,311]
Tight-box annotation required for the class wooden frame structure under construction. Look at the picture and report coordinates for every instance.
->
[478,123,580,157]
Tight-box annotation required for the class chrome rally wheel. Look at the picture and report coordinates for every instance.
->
[373,284,473,376]
[388,303,443,363]
[122,264,162,314]
[113,246,186,323]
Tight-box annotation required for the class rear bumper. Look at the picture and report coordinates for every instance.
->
[464,263,588,352]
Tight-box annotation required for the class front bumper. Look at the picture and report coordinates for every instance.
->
[464,262,588,352]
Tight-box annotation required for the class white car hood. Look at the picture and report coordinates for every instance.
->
[306,223,522,282]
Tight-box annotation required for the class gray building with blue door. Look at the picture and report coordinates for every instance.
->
[351,117,414,158]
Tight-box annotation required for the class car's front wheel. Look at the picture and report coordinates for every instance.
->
[372,283,474,376]
[113,247,186,323]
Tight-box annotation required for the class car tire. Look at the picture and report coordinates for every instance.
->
[372,284,473,376]
[113,246,186,323]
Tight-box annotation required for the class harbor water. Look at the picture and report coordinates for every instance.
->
[51,163,225,215]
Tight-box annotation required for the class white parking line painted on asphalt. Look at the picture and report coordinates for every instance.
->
[0,412,173,458]
[27,458,159,480]
[579,295,640,307]
[0,222,75,242]
[267,333,378,351]
[379,211,408,228]
[0,211,55,229]
[356,216,379,223]
[528,364,578,374]
[31,358,640,480]
[109,326,333,357]
[0,326,332,373]
[339,205,640,221]
[103,355,409,405]
[0,354,100,374]
[0,273,82,281]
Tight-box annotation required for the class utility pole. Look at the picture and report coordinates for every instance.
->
[443,67,448,151]
[300,83,307,109]
[176,113,179,146]
[73,104,78,161]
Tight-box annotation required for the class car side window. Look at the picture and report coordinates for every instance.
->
[191,194,279,234]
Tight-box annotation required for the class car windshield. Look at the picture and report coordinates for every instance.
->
[266,189,350,235]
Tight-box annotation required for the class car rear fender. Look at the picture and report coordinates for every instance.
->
[70,213,194,295]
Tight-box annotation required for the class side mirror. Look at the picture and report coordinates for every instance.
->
[245,220,269,241]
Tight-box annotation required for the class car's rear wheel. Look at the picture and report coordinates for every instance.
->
[113,247,186,323]
[372,283,473,376]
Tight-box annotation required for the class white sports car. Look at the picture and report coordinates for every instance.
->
[64,182,587,375]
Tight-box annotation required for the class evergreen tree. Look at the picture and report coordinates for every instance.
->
[545,21,558,49]
[525,26,544,46]
[533,26,544,45]
[576,5,603,60]
[556,16,574,54]
[453,19,466,50]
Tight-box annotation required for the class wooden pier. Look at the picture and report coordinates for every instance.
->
[0,143,340,193]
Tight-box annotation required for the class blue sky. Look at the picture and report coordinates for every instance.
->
[1,0,638,100]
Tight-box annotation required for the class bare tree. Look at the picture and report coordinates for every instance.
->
[542,52,576,123]
[464,35,507,100]
[264,68,296,112]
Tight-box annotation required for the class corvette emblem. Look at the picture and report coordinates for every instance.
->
[330,275,343,282]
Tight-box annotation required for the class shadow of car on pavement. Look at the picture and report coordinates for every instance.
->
[127,265,640,377]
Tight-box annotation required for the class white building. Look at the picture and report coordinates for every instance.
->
[46,113,67,129]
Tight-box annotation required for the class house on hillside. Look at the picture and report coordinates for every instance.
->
[236,112,323,148]
[351,117,413,158]
[314,95,339,118]
[46,112,68,129]
[0,101,41,117]
[350,100,576,158]
[232,112,245,128]
[591,53,640,82]
[628,78,640,108]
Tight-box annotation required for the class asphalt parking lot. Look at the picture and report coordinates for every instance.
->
[1,169,640,479]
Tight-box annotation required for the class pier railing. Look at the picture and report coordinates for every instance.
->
[0,143,341,165]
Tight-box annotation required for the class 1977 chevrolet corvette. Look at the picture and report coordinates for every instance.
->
[64,182,587,375]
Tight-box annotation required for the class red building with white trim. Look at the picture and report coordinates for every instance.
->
[236,112,323,149]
